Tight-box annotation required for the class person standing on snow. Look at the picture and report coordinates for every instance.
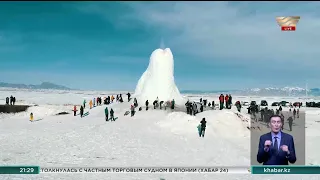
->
[200,104,204,112]
[200,118,207,137]
[89,100,93,109]
[83,99,86,109]
[130,105,135,117]
[5,97,9,105]
[153,100,157,109]
[73,105,77,116]
[160,101,164,109]
[80,105,84,118]
[10,95,13,105]
[235,101,241,112]
[110,108,115,121]
[185,100,190,114]
[297,108,299,118]
[105,107,109,121]
[133,98,138,107]
[192,102,197,116]
[171,99,175,109]
[145,100,149,111]
[127,92,131,102]
[228,94,232,109]
[225,94,229,109]
[293,109,296,119]
[219,94,224,110]
[93,98,96,107]
[203,99,207,107]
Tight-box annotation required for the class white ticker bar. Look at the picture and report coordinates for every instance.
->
[40,167,251,174]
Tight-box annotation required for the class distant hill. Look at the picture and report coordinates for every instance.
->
[0,82,72,90]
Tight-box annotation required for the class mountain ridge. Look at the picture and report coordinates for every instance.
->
[0,82,72,90]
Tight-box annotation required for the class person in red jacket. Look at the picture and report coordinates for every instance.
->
[225,94,229,109]
[73,105,77,116]
[219,94,224,110]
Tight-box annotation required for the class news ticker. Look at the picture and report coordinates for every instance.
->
[1,166,320,174]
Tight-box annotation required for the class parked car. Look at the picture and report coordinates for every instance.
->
[272,102,280,106]
[260,100,268,106]
[250,101,257,106]
[293,102,300,107]
[280,101,289,107]
[242,101,249,106]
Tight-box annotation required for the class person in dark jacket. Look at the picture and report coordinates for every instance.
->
[110,108,115,121]
[126,92,131,102]
[185,101,190,114]
[203,99,207,107]
[80,106,84,118]
[200,118,207,137]
[10,95,13,105]
[153,100,157,109]
[105,107,109,121]
[5,97,9,105]
[200,104,204,112]
[160,101,164,109]
[228,94,232,108]
[145,100,149,111]
[171,99,175,109]
[130,105,135,117]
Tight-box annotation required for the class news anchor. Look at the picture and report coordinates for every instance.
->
[257,115,296,165]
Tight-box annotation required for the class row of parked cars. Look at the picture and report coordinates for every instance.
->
[241,100,269,107]
[241,100,320,108]
[306,102,320,108]
[241,100,301,107]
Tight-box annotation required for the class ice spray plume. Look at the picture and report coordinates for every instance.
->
[160,38,165,49]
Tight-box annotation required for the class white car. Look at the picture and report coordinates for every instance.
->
[242,101,249,106]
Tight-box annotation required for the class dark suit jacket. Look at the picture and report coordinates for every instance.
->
[257,132,296,165]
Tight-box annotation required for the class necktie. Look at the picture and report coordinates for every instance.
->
[273,137,278,153]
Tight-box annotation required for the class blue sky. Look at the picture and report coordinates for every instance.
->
[1,2,320,91]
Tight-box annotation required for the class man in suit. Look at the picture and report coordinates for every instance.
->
[257,115,296,165]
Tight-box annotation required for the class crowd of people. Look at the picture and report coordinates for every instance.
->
[5,95,16,105]
[248,104,300,131]
[128,96,176,117]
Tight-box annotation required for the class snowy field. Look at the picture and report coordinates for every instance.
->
[1,89,320,180]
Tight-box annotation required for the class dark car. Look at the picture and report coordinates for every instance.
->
[250,101,256,106]
[280,101,289,106]
[272,102,280,106]
[293,102,300,107]
[260,100,268,106]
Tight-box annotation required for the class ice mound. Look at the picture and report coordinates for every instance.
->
[134,48,184,105]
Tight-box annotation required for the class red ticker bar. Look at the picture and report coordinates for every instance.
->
[281,26,296,31]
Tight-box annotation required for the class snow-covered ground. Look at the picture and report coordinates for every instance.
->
[1,89,320,180]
